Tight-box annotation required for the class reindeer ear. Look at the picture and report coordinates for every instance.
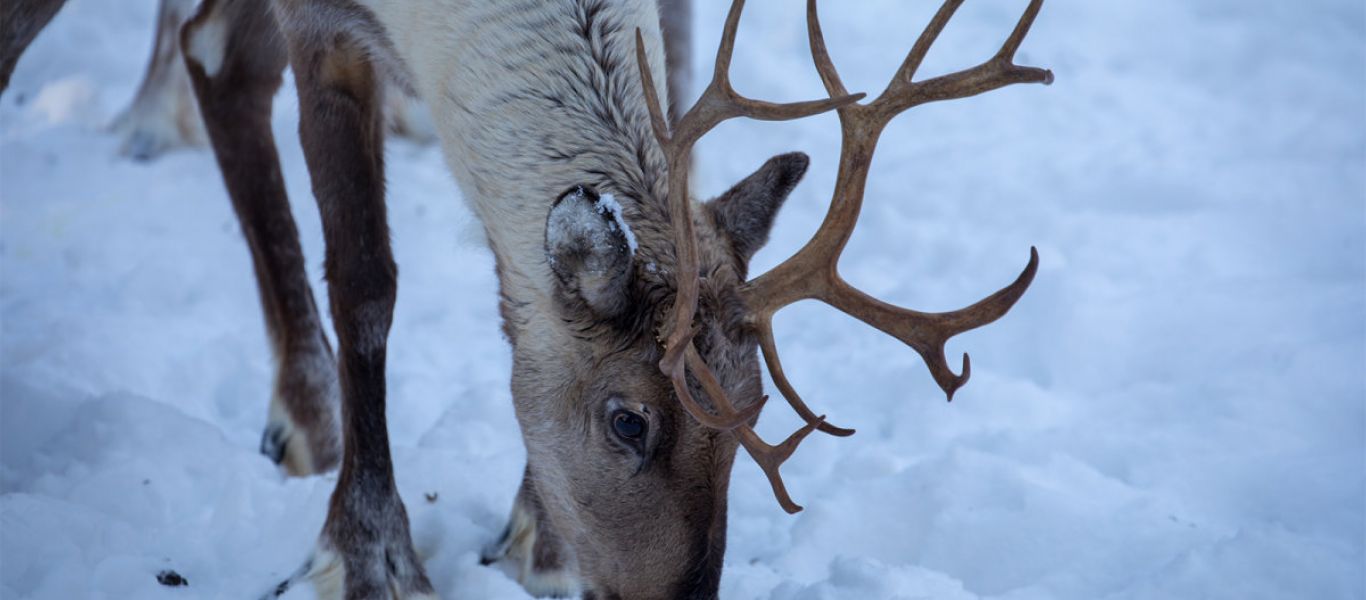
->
[545,186,635,317]
[708,152,810,262]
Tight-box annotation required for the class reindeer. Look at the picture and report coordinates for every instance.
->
[187,0,1045,597]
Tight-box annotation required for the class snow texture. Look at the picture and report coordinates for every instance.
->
[2,1,1363,599]
[546,187,631,270]
[595,193,638,255]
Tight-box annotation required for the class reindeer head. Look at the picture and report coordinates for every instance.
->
[524,153,807,597]
[512,0,1050,597]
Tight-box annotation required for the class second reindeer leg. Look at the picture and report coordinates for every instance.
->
[112,0,206,160]
[275,5,434,597]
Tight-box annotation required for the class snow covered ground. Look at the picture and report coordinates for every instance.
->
[2,0,1362,598]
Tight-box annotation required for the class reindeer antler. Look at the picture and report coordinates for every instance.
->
[637,0,1050,513]
[635,0,862,513]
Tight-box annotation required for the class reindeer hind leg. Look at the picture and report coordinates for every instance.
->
[110,0,206,161]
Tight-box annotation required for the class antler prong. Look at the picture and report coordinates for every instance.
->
[736,414,826,514]
[634,29,671,146]
[675,344,765,431]
[998,0,1045,62]
[732,94,866,123]
[895,0,965,88]
[813,247,1039,399]
[710,0,746,84]
[881,0,1052,113]
[663,0,863,148]
[772,413,825,458]
[756,318,855,436]
[805,0,851,99]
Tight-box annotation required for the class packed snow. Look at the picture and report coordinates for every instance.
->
[2,1,1362,599]
[595,193,638,256]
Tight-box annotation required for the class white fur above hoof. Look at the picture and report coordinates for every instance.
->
[108,97,204,162]
[261,398,339,477]
[312,543,438,600]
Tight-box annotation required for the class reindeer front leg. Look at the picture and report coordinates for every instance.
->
[181,0,340,477]
[273,3,434,597]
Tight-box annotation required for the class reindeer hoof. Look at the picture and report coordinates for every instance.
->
[259,422,288,465]
[262,396,340,477]
[120,130,174,162]
[108,107,203,162]
[266,498,436,600]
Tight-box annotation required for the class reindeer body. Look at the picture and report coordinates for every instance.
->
[358,0,669,325]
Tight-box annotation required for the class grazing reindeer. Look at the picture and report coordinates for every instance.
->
[178,0,1049,597]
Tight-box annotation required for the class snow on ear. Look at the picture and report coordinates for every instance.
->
[545,185,635,317]
[708,152,810,262]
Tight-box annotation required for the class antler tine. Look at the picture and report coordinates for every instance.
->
[676,344,766,431]
[657,0,864,149]
[804,0,850,99]
[634,29,672,146]
[892,0,966,93]
[822,247,1039,400]
[709,0,746,88]
[685,337,830,513]
[755,318,855,437]
[999,0,1047,64]
[735,414,827,514]
[878,0,1053,115]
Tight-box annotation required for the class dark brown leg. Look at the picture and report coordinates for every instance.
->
[181,0,340,477]
[659,0,692,126]
[273,3,433,596]
[0,0,67,96]
[111,0,205,160]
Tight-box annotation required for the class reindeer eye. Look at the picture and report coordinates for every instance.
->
[612,410,647,441]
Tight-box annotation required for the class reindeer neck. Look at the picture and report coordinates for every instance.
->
[365,0,673,331]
